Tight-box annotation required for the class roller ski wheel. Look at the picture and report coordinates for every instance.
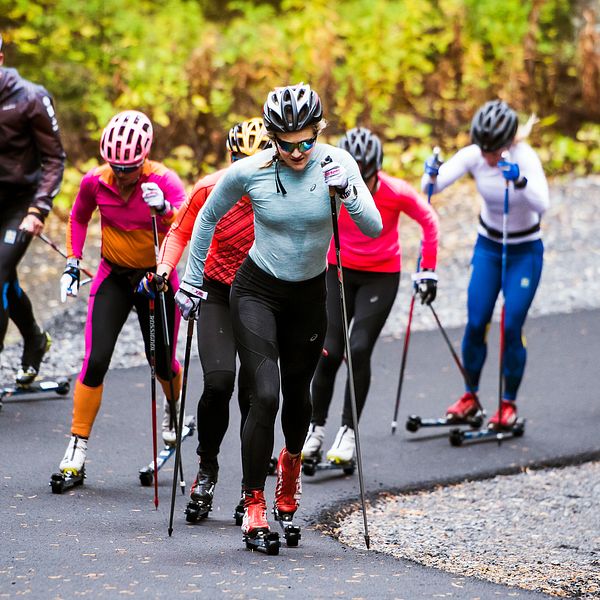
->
[267,456,277,476]
[406,415,421,432]
[50,470,85,494]
[244,530,280,555]
[302,456,318,477]
[512,419,526,437]
[449,428,464,447]
[139,469,153,487]
[273,507,301,547]
[185,499,210,523]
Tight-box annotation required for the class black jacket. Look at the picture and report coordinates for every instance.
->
[0,67,66,217]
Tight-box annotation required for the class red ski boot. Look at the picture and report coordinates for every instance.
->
[241,489,270,537]
[446,392,479,421]
[488,400,517,430]
[242,489,280,554]
[274,447,302,516]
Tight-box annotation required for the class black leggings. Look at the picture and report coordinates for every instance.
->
[195,277,252,460]
[230,257,327,491]
[0,199,41,352]
[311,266,400,428]
[80,259,179,386]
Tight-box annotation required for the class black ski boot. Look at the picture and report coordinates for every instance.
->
[234,487,245,525]
[185,459,218,523]
[17,330,51,386]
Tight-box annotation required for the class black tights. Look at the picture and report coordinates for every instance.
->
[0,200,41,353]
[230,258,327,491]
[195,277,252,460]
[311,267,399,427]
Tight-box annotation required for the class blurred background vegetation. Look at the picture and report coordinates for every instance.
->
[1,0,599,212]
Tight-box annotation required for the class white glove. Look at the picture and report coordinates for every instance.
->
[321,160,349,193]
[141,182,169,214]
[60,258,80,303]
[175,281,208,320]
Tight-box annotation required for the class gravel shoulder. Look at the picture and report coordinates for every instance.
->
[336,461,600,598]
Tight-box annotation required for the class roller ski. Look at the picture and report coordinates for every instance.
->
[50,434,86,494]
[185,459,217,523]
[450,400,525,446]
[302,425,356,477]
[138,415,195,487]
[407,391,484,432]
[1,377,70,402]
[242,490,280,555]
[405,412,484,433]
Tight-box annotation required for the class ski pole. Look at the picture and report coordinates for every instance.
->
[149,212,185,493]
[497,151,511,442]
[391,147,440,433]
[428,303,484,412]
[38,232,95,278]
[322,156,370,550]
[390,287,416,434]
[149,296,159,509]
[168,317,194,536]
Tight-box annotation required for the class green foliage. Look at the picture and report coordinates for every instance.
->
[1,0,596,209]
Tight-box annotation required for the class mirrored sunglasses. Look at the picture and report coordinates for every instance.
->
[275,136,317,153]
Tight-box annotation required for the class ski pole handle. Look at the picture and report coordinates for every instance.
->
[38,232,96,279]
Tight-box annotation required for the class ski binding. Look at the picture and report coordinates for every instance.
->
[273,507,301,547]
[243,530,280,555]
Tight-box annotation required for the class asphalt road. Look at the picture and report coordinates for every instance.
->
[1,309,598,599]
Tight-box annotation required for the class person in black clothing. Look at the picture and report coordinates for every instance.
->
[0,34,66,384]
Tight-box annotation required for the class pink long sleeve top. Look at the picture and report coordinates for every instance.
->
[327,171,439,272]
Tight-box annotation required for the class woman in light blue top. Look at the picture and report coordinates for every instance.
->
[176,84,382,544]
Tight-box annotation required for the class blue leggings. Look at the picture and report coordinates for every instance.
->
[462,235,543,401]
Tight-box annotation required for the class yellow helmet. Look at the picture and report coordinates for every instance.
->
[226,117,272,157]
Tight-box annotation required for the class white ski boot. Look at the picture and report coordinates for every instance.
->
[59,434,88,476]
[301,423,325,460]
[161,396,181,445]
[326,425,355,463]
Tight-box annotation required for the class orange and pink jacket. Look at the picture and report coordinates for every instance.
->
[66,161,186,267]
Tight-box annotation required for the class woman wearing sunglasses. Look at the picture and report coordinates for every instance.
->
[54,110,186,484]
[140,118,271,519]
[176,84,382,546]
[303,127,439,465]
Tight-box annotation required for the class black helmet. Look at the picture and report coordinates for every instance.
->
[338,127,383,180]
[470,100,518,152]
[262,83,323,133]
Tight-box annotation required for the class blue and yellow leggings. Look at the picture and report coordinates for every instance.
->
[462,235,544,401]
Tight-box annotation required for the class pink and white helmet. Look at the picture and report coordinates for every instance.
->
[100,110,153,166]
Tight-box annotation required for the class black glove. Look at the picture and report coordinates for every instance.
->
[412,269,438,305]
[137,272,169,299]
